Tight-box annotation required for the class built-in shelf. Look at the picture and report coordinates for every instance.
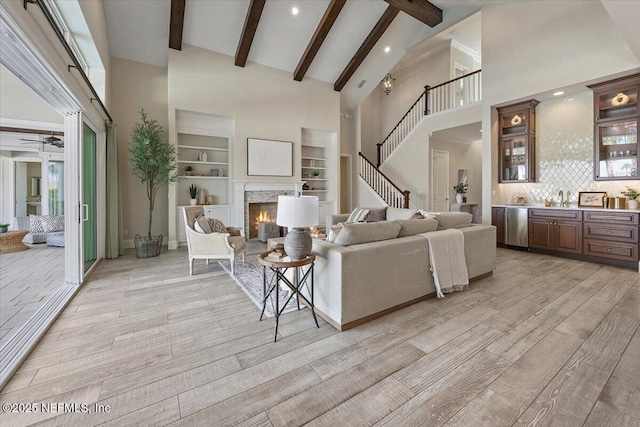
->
[301,166,327,170]
[301,156,328,161]
[178,160,228,165]
[182,176,228,180]
[304,178,328,181]
[303,190,329,193]
[177,145,229,152]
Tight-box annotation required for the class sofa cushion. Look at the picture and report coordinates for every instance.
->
[396,218,439,237]
[333,221,401,246]
[365,207,387,222]
[194,214,213,234]
[386,207,418,221]
[346,207,370,223]
[29,215,64,233]
[22,233,47,244]
[326,225,342,243]
[435,212,473,230]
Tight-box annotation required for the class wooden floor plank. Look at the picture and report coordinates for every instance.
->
[2,247,638,427]
[266,343,425,427]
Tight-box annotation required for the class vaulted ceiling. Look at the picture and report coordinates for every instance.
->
[104,0,481,107]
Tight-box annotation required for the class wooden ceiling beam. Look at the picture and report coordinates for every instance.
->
[0,127,63,136]
[334,5,399,92]
[235,0,267,67]
[384,0,442,27]
[169,0,186,50]
[294,0,347,82]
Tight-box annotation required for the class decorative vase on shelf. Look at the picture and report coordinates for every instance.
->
[456,193,464,203]
[627,200,639,210]
[611,92,630,106]
[189,199,197,206]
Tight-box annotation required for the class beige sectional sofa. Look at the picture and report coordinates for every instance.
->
[305,210,496,331]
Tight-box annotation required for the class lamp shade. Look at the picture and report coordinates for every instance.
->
[276,195,319,228]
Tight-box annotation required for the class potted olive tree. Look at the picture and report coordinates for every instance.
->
[128,109,181,258]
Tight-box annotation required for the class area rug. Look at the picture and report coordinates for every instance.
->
[218,259,302,318]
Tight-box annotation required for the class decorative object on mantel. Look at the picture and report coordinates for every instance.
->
[276,195,319,261]
[510,115,523,125]
[621,186,639,210]
[188,184,198,206]
[128,109,181,258]
[382,73,396,95]
[611,92,630,106]
[247,138,293,176]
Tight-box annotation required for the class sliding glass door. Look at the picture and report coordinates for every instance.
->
[82,123,97,273]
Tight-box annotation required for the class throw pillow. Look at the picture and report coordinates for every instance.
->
[29,215,64,233]
[208,218,227,233]
[386,207,418,220]
[326,225,343,243]
[396,218,439,237]
[365,207,387,222]
[195,214,213,234]
[346,207,370,223]
[333,221,401,246]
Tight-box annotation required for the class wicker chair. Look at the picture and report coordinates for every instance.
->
[183,207,246,276]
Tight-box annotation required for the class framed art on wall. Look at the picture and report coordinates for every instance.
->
[247,138,293,176]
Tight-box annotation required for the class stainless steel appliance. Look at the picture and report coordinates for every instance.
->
[505,207,528,248]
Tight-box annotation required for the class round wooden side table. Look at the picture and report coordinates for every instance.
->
[0,231,30,254]
[258,251,318,341]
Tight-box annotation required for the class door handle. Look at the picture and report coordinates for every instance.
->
[83,204,89,222]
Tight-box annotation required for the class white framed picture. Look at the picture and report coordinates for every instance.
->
[247,138,293,176]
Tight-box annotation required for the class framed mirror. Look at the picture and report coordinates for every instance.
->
[457,169,468,186]
[31,177,41,197]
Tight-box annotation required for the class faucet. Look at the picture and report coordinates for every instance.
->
[559,190,564,207]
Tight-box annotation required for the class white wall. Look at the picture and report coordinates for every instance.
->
[360,46,452,160]
[480,0,640,222]
[110,57,169,242]
[168,45,340,182]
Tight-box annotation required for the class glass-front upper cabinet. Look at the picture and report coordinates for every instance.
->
[497,99,539,183]
[589,73,640,180]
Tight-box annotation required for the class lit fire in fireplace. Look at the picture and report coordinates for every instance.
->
[256,211,272,224]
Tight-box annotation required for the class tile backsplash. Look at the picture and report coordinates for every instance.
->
[498,91,638,206]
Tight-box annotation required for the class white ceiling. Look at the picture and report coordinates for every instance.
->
[103,0,481,106]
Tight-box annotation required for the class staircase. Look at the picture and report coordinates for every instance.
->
[358,70,482,209]
[359,153,410,208]
[376,70,481,166]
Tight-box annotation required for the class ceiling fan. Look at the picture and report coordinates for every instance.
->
[20,133,64,148]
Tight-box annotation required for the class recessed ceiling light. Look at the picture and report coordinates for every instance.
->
[553,91,565,96]
[291,6,299,15]
[384,46,391,53]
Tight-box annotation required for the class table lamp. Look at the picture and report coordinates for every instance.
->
[276,195,319,261]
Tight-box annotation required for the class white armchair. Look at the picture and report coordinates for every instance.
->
[183,207,246,276]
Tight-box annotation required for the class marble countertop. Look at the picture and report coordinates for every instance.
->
[492,204,639,213]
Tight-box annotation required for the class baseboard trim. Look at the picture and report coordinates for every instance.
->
[314,270,494,332]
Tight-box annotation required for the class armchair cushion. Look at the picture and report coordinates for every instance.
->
[209,218,227,233]
[228,236,247,250]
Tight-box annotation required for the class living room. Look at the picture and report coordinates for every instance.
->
[1,0,639,426]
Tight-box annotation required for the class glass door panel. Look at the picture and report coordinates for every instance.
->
[48,161,64,215]
[83,124,97,273]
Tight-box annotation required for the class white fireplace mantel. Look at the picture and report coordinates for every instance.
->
[233,180,304,229]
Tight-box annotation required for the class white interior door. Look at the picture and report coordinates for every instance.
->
[431,149,450,212]
[15,161,27,217]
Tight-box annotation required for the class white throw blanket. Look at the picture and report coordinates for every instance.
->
[419,229,469,298]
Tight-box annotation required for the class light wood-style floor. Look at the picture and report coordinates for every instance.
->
[0,245,639,426]
[0,244,65,346]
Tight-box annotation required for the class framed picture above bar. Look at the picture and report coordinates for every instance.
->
[578,191,606,207]
[247,138,293,177]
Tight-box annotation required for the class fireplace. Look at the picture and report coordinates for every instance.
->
[248,202,280,239]
[234,181,302,240]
